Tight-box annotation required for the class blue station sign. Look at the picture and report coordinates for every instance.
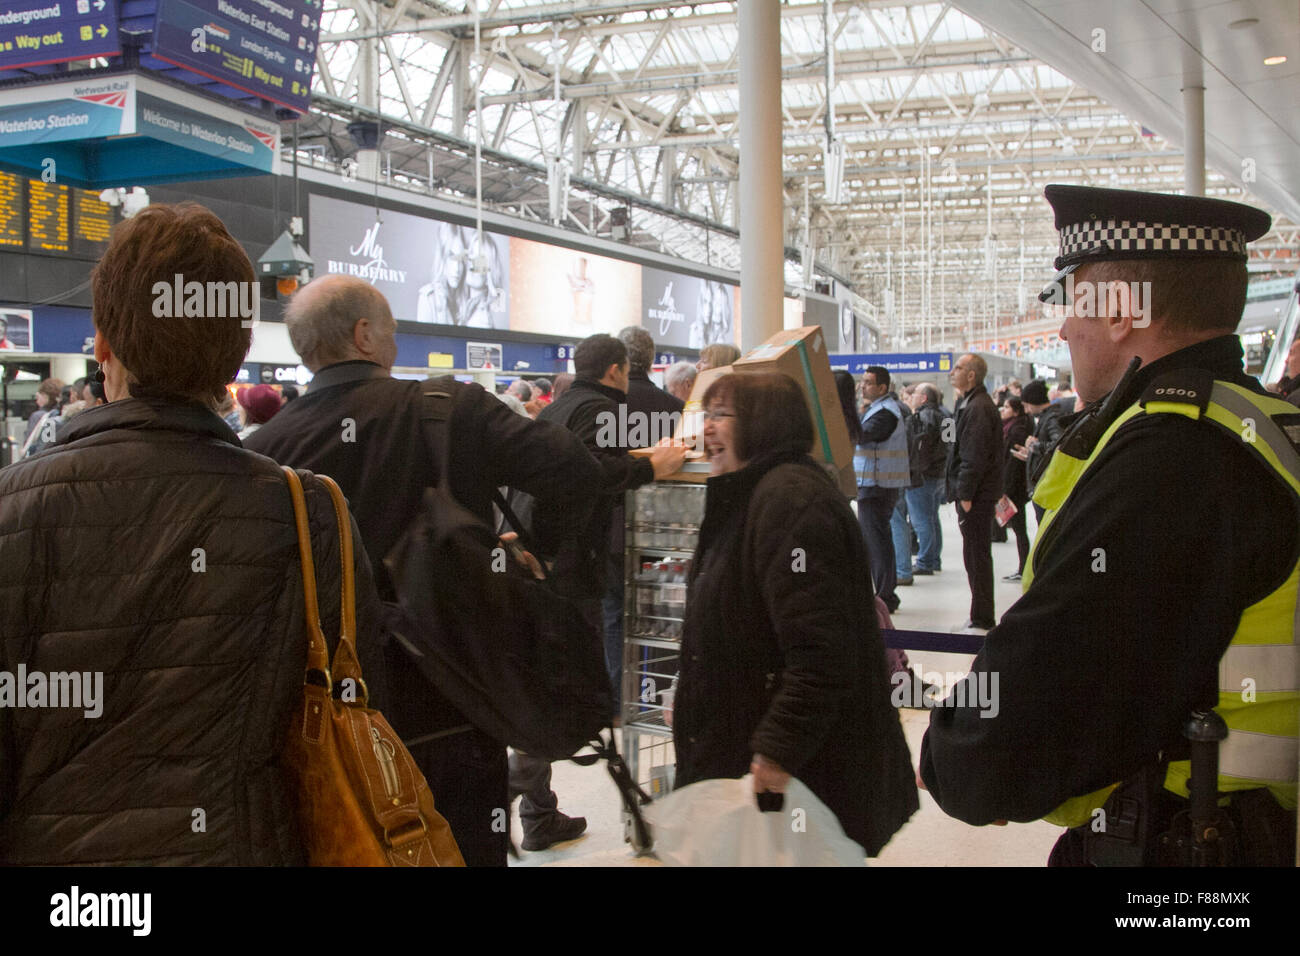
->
[0,1,121,71]
[831,352,954,375]
[151,0,322,113]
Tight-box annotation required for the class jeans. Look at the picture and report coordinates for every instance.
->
[890,493,914,580]
[600,553,623,716]
[905,477,942,572]
[857,486,900,610]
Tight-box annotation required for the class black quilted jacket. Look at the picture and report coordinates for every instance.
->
[0,398,381,865]
[673,450,919,855]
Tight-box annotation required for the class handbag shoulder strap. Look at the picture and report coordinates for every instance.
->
[281,467,368,702]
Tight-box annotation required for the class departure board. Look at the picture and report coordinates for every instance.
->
[74,187,113,256]
[0,171,22,249]
[0,174,118,257]
[28,180,70,253]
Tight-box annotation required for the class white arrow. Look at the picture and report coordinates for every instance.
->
[94,0,105,9]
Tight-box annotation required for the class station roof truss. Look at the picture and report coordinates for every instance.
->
[301,0,1297,349]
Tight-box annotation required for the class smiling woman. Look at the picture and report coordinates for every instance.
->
[673,371,919,858]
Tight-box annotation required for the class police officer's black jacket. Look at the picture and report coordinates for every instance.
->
[920,335,1299,825]
[674,449,919,855]
[0,398,380,864]
[537,378,655,599]
[245,361,602,737]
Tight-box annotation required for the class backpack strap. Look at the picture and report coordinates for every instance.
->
[417,380,546,561]
[415,379,458,492]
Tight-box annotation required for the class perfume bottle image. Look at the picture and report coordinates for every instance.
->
[568,255,594,328]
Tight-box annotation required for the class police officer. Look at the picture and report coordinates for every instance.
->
[919,184,1300,865]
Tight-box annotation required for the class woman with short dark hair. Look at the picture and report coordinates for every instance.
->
[672,371,918,858]
[0,202,381,865]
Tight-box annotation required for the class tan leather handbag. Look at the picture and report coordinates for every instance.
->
[281,466,464,867]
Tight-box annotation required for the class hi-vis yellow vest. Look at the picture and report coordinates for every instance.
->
[1022,378,1300,829]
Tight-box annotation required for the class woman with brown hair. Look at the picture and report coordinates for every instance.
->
[671,371,918,858]
[0,203,381,865]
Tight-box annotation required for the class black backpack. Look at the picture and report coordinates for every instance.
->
[383,385,655,847]
[909,404,947,479]
[381,384,612,761]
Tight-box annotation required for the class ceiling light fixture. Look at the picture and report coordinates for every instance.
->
[1263,55,1287,65]
[1227,18,1259,30]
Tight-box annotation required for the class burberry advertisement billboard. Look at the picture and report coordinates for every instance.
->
[309,194,510,328]
[640,266,737,350]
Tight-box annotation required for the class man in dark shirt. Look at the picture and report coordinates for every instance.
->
[1013,379,1066,523]
[512,334,685,848]
[945,353,1002,630]
[244,274,603,865]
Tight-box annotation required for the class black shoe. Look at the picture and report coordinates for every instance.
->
[961,619,995,631]
[911,566,935,576]
[1002,571,1022,582]
[884,597,900,614]
[521,812,588,851]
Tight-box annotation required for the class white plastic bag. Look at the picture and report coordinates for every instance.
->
[644,774,866,866]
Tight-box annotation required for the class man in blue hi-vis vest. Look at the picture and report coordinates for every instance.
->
[854,365,912,614]
[921,184,1299,866]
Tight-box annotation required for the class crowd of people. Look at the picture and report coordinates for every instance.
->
[1,182,1296,868]
[847,360,1081,633]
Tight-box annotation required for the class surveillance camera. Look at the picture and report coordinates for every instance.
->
[121,187,151,219]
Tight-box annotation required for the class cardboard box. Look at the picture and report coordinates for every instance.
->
[732,326,856,497]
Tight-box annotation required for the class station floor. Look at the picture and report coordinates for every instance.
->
[508,501,1067,866]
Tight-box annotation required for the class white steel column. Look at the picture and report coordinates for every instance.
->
[1182,83,1206,196]
[738,0,783,351]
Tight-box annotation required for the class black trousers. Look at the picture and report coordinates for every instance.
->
[956,500,996,627]
[857,487,900,610]
[1006,501,1031,574]
[406,727,509,867]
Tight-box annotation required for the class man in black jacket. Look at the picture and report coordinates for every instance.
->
[1014,379,1068,523]
[946,353,1002,630]
[512,334,685,849]
[244,274,603,865]
[539,334,687,605]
